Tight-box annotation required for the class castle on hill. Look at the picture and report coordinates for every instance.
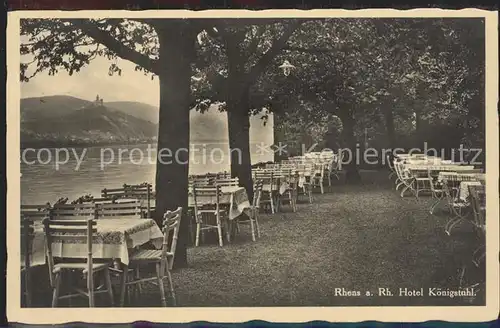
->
[94,95,104,106]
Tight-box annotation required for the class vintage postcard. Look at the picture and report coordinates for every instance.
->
[6,8,499,324]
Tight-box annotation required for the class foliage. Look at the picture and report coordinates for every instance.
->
[21,17,485,170]
[256,18,485,154]
[71,194,94,204]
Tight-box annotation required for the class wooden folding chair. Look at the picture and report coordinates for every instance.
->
[21,204,51,307]
[394,162,415,197]
[297,164,314,204]
[411,168,432,198]
[124,183,153,217]
[253,170,276,213]
[311,162,326,194]
[236,180,263,241]
[102,183,153,217]
[428,168,445,214]
[124,207,182,307]
[192,185,226,247]
[43,216,114,307]
[275,168,298,213]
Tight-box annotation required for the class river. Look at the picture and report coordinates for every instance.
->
[20,142,274,204]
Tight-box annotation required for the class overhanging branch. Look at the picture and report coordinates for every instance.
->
[65,19,160,74]
[283,46,334,54]
[245,21,304,87]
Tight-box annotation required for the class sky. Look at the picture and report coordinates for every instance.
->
[21,56,161,106]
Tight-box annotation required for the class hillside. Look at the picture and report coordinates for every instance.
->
[20,95,273,146]
[106,101,159,124]
[21,95,91,122]
[21,102,157,146]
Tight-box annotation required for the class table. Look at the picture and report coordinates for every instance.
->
[394,153,437,159]
[404,164,475,173]
[188,186,251,220]
[26,218,164,267]
[397,163,476,198]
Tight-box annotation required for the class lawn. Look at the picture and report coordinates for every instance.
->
[139,170,485,307]
[25,170,485,307]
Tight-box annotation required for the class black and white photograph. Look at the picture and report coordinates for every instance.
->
[7,9,499,323]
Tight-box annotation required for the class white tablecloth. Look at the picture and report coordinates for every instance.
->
[25,218,163,267]
[188,186,251,220]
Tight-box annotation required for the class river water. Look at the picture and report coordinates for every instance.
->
[20,142,273,204]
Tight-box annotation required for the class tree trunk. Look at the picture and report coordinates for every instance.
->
[273,112,286,162]
[154,23,194,269]
[384,106,396,149]
[227,95,254,202]
[339,109,361,184]
[415,110,421,134]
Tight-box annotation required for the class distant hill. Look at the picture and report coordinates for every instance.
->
[21,97,157,146]
[21,95,91,121]
[21,106,158,145]
[190,107,228,142]
[106,101,159,124]
[20,95,273,146]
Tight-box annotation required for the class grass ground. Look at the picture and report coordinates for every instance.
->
[140,170,485,307]
[27,170,485,307]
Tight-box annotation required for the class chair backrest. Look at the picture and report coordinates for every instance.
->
[215,177,239,187]
[192,185,222,222]
[427,168,441,192]
[102,184,152,200]
[89,197,116,204]
[297,163,314,176]
[313,162,325,178]
[21,204,51,223]
[410,167,429,179]
[216,171,231,179]
[275,168,297,184]
[97,200,142,219]
[253,170,275,189]
[102,184,152,215]
[253,180,264,208]
[52,203,97,220]
[42,218,98,287]
[394,161,410,179]
[161,207,182,270]
[189,176,212,187]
